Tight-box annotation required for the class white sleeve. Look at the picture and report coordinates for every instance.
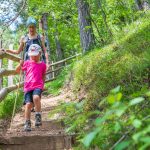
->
[19,35,25,43]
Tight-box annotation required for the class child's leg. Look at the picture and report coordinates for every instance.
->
[24,91,34,120]
[33,95,41,112]
[33,88,42,126]
[25,102,33,120]
[24,91,34,131]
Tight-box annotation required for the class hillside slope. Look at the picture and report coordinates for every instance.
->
[56,12,150,150]
[71,12,150,107]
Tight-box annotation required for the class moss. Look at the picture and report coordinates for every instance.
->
[71,12,150,108]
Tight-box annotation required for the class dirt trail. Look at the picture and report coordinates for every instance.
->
[0,92,74,150]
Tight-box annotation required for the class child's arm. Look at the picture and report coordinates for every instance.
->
[15,60,24,74]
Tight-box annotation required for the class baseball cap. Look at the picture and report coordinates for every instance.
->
[28,44,42,56]
[26,17,37,27]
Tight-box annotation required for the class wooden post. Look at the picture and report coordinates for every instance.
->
[39,14,52,79]
[0,38,3,90]
[52,61,55,78]
[8,44,14,86]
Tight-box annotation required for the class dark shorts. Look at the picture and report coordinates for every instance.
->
[24,88,42,105]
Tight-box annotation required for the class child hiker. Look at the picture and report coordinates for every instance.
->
[16,44,46,131]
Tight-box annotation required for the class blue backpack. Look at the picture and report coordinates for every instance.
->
[23,34,46,63]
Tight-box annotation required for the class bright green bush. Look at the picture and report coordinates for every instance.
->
[0,90,23,118]
[71,12,150,109]
[49,12,150,149]
[45,64,74,96]
[51,86,150,149]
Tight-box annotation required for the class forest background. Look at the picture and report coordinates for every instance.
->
[0,0,150,149]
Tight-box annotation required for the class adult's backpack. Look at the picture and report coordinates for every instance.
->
[23,34,46,63]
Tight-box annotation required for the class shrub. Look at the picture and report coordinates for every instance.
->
[0,90,23,118]
[71,12,150,109]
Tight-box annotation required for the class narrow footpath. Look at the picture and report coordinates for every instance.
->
[0,91,74,150]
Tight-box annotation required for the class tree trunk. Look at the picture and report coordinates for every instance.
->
[96,0,113,36]
[76,0,95,53]
[143,1,150,10]
[135,0,144,10]
[55,33,63,61]
[39,13,51,61]
[39,14,52,79]
[52,13,64,61]
[0,38,3,90]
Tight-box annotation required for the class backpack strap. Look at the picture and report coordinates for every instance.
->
[37,34,46,63]
[37,34,45,53]
[23,34,46,62]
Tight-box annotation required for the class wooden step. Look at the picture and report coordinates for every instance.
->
[0,119,74,150]
[0,134,73,150]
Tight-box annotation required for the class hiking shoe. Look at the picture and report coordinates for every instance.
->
[35,114,42,127]
[24,120,31,132]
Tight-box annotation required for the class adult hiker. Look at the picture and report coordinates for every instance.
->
[6,17,49,69]
[16,44,46,131]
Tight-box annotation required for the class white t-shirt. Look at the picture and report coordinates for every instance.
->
[19,34,44,44]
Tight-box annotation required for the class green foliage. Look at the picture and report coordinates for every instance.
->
[1,0,150,149]
[28,0,81,59]
[49,12,150,149]
[27,0,142,59]
[2,0,146,61]
[45,64,73,95]
[71,12,150,109]
[91,0,138,43]
[52,86,150,149]
[0,90,23,118]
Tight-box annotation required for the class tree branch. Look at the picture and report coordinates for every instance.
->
[0,0,27,36]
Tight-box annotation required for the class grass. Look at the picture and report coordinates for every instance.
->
[45,12,150,150]
[71,12,150,108]
[0,90,23,118]
[45,64,74,96]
